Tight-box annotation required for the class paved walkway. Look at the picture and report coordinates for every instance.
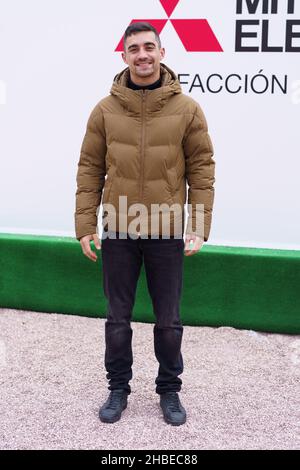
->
[0,308,299,450]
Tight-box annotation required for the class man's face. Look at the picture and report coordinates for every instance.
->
[122,31,165,83]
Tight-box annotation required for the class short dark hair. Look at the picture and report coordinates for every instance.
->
[123,22,161,50]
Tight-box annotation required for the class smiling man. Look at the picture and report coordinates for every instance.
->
[75,22,215,426]
[125,34,161,81]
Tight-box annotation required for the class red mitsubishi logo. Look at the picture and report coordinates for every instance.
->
[115,0,223,52]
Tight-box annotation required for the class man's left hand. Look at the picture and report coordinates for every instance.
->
[184,234,204,256]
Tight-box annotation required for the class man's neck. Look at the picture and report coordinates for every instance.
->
[128,74,162,91]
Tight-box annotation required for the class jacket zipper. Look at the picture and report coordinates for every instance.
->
[140,90,147,203]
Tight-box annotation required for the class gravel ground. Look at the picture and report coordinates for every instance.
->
[0,308,299,450]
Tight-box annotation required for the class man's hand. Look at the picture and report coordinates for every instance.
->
[184,234,204,256]
[80,233,101,262]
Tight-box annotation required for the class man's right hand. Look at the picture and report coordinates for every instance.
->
[80,233,101,262]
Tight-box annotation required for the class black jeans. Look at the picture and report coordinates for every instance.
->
[101,232,185,395]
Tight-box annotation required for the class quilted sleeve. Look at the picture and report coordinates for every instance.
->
[74,105,107,241]
[183,104,215,241]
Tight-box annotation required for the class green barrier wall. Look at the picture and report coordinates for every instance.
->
[0,233,299,334]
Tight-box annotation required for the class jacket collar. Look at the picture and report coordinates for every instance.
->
[110,63,182,113]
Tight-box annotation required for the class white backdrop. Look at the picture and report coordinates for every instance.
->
[0,0,299,249]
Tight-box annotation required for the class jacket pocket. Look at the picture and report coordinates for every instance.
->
[102,167,116,204]
[165,167,178,204]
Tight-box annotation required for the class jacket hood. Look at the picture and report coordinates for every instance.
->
[110,63,182,113]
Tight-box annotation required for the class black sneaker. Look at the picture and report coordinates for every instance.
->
[99,389,128,423]
[160,392,187,426]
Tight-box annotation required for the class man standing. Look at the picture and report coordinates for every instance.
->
[75,22,215,426]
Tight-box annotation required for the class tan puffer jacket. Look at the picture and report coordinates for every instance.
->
[75,63,215,241]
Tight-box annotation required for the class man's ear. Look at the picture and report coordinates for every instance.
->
[160,48,166,60]
[121,52,127,64]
